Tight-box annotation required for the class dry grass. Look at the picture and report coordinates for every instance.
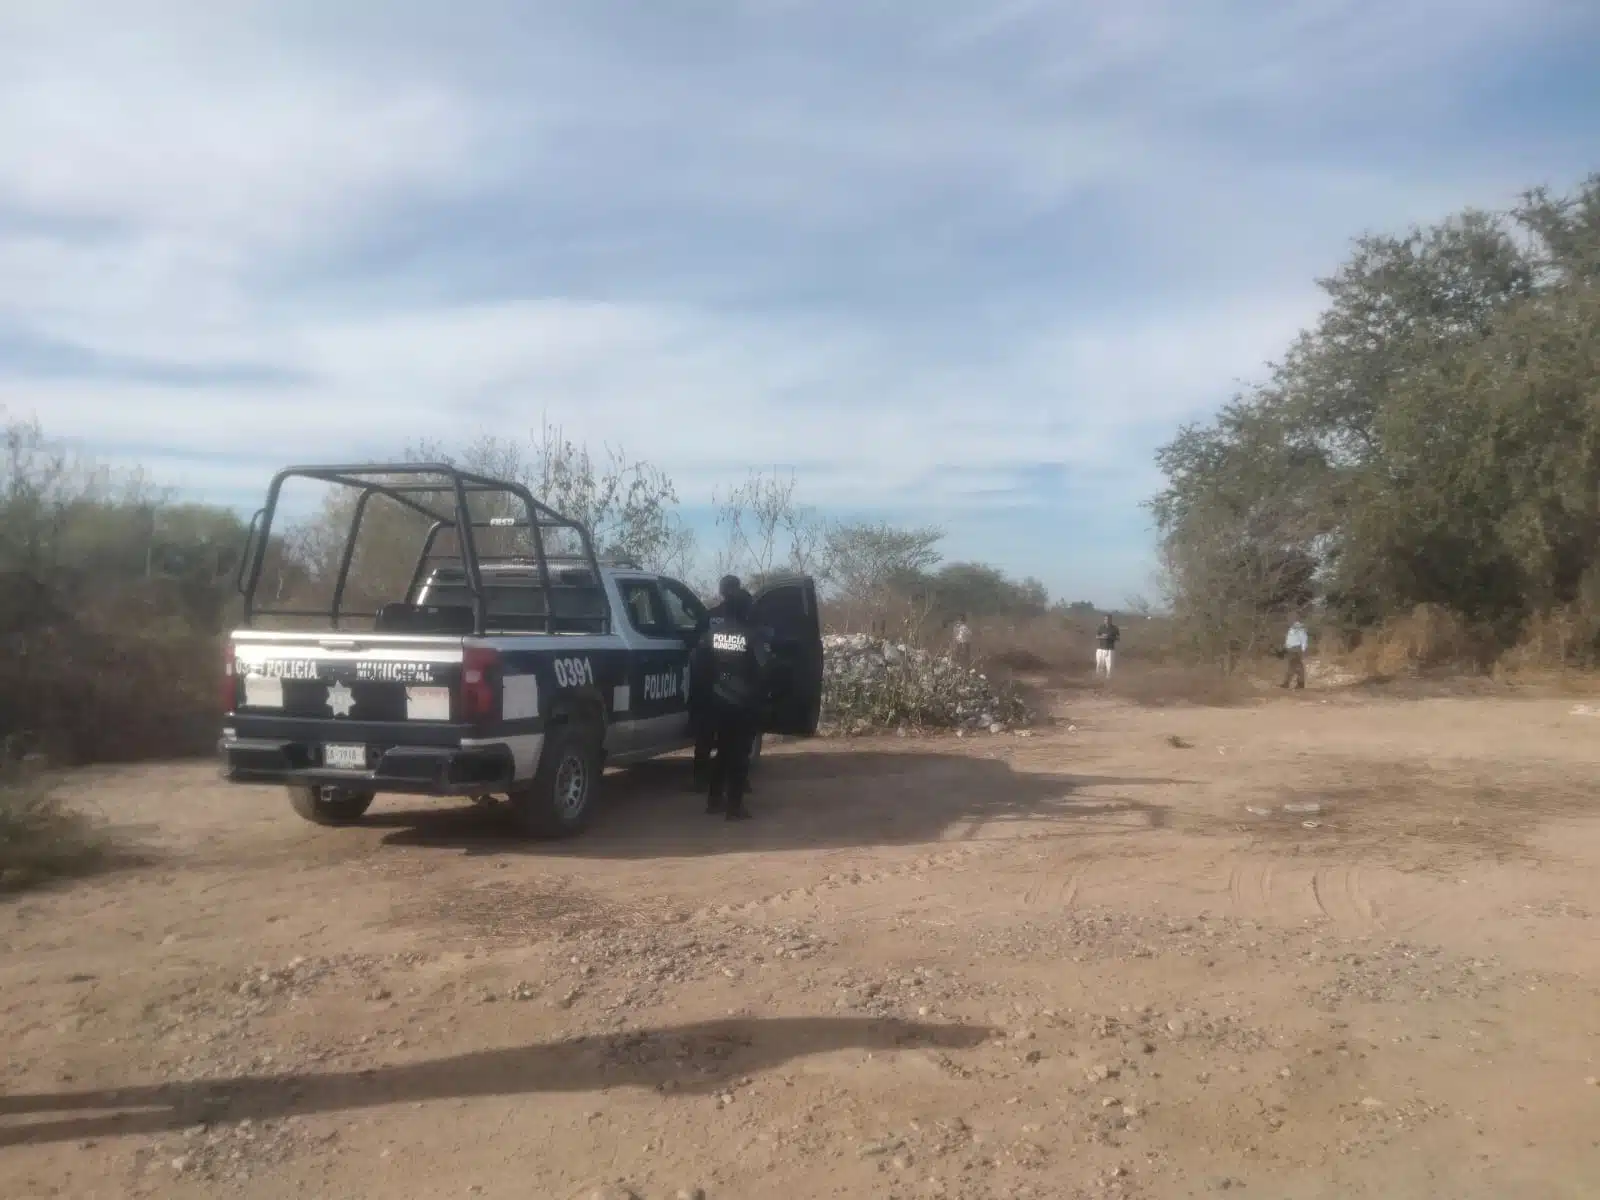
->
[1104,663,1258,708]
[963,615,1257,708]
[979,604,1600,707]
[0,752,107,891]
[975,614,1175,670]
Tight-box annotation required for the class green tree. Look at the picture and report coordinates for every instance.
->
[1150,173,1600,663]
[926,562,1050,619]
[818,520,945,603]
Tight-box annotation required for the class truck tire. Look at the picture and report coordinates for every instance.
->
[510,721,602,839]
[288,783,375,826]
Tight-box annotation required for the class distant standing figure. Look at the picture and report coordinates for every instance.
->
[951,614,972,667]
[1281,617,1309,690]
[1094,614,1120,678]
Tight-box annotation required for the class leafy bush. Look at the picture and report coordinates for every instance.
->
[0,418,236,764]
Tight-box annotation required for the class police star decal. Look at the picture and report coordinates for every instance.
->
[325,681,356,717]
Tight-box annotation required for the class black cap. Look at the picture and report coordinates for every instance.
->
[718,574,741,600]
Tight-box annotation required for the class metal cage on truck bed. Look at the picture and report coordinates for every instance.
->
[235,463,610,637]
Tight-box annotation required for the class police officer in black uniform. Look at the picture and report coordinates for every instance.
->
[689,575,743,791]
[692,583,771,820]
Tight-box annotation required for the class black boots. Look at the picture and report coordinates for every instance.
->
[708,793,750,820]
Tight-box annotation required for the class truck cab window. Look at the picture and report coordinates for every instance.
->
[618,579,667,637]
[657,579,706,634]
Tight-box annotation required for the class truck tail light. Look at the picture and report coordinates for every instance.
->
[460,646,500,725]
[222,641,239,714]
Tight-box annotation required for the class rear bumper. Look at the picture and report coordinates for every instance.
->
[218,736,514,796]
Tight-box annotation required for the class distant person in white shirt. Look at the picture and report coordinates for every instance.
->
[1281,617,1309,690]
[951,614,972,667]
[1095,613,1120,678]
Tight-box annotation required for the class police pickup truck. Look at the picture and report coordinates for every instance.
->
[219,463,823,838]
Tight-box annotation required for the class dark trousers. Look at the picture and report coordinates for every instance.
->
[692,715,715,785]
[693,706,754,793]
[707,703,757,812]
[1281,648,1306,689]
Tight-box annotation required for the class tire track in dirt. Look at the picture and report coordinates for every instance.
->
[699,827,1091,923]
[1227,857,1277,918]
[1310,864,1380,930]
[1219,855,1436,934]
[712,842,998,920]
[1020,869,1081,911]
[1222,855,1383,930]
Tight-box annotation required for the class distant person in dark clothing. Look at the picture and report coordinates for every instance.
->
[692,585,771,820]
[1094,613,1120,678]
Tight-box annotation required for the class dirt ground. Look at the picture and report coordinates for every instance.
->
[3,687,1599,1200]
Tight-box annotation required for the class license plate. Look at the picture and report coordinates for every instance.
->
[324,743,367,770]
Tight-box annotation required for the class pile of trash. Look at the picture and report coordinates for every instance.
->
[820,633,1030,736]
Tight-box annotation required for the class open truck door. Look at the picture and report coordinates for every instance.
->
[753,575,823,738]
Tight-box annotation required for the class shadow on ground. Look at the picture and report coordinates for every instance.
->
[371,748,1183,859]
[0,1016,993,1147]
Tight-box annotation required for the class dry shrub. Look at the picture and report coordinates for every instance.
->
[822,592,944,649]
[1497,605,1600,675]
[978,618,1092,675]
[1346,604,1499,677]
[0,747,105,890]
[985,644,1053,673]
[1319,602,1600,692]
[0,588,223,766]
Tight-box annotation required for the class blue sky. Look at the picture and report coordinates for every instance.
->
[2,2,1596,604]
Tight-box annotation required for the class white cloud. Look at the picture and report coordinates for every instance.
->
[18,288,1320,512]
[2,0,1596,598]
[0,2,488,366]
[0,73,472,243]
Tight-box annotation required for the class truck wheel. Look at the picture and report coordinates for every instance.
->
[510,722,602,839]
[288,783,375,826]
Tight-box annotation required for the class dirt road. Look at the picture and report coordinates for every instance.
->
[3,690,1599,1199]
